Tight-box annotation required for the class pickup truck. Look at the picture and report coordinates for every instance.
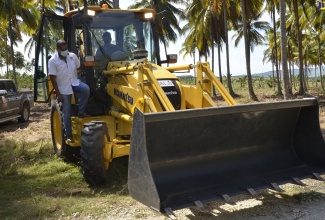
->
[0,79,34,123]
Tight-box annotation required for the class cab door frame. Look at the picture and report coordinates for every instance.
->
[33,13,68,103]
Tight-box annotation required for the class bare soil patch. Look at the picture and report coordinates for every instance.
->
[0,104,51,145]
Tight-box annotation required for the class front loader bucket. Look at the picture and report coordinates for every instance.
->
[128,97,325,214]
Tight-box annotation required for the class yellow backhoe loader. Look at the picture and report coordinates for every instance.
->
[33,1,325,218]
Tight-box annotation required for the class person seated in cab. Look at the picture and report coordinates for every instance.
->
[95,32,126,72]
[95,32,120,59]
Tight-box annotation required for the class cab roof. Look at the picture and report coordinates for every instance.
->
[64,6,156,18]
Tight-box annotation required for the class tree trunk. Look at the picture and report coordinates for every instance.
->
[272,7,282,96]
[8,19,18,87]
[211,42,217,96]
[222,0,237,97]
[304,61,308,90]
[293,62,297,91]
[293,0,305,95]
[193,51,196,84]
[217,35,223,83]
[5,35,9,79]
[314,65,317,86]
[318,38,324,90]
[289,60,296,91]
[272,61,275,90]
[279,0,293,99]
[240,0,257,101]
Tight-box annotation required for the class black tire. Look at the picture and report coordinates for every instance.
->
[50,99,80,162]
[18,103,30,122]
[80,121,110,186]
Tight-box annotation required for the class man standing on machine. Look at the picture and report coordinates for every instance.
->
[49,40,90,142]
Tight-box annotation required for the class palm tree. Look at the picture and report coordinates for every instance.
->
[179,0,213,94]
[183,0,240,96]
[279,0,293,99]
[14,52,25,73]
[263,29,277,89]
[24,0,73,60]
[235,0,268,101]
[305,1,325,90]
[218,0,239,97]
[0,58,5,76]
[130,0,185,44]
[290,0,305,95]
[180,24,199,59]
[23,60,34,75]
[0,22,7,75]
[0,0,37,87]
[284,24,300,91]
[182,0,212,60]
[264,0,282,96]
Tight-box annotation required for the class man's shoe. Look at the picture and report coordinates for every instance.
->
[78,112,91,118]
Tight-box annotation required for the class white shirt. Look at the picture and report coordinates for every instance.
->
[48,52,80,95]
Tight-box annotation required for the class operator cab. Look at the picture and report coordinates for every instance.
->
[80,11,157,72]
[33,8,159,103]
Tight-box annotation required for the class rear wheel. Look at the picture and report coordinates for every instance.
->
[50,99,79,162]
[18,103,30,122]
[80,121,111,185]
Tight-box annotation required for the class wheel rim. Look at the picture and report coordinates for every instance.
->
[52,110,63,152]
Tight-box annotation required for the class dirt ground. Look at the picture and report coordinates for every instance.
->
[0,104,51,145]
[1,99,325,219]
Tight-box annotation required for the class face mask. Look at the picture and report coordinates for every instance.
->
[60,49,69,57]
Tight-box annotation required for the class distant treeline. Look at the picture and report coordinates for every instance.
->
[0,71,33,90]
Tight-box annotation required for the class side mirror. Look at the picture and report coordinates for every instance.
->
[167,54,177,63]
[161,54,178,64]
[0,90,7,96]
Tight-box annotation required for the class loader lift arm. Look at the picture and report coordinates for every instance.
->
[196,62,236,106]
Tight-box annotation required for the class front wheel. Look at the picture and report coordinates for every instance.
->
[50,99,79,162]
[80,121,111,185]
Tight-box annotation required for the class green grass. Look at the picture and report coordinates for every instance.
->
[0,138,137,219]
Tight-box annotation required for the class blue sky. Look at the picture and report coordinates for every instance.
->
[120,1,273,76]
